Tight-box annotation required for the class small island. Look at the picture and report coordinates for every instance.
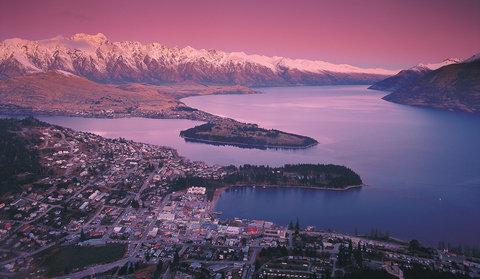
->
[180,121,318,149]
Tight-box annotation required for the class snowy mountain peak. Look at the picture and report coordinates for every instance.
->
[70,33,108,44]
[0,33,395,85]
[442,58,461,64]
[415,58,460,71]
[181,45,196,53]
[2,37,32,46]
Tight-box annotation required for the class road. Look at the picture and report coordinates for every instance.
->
[128,193,171,260]
[54,258,130,279]
[384,263,404,279]
[135,164,162,202]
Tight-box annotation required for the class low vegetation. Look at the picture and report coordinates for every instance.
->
[39,243,127,276]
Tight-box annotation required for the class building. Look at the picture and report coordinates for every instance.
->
[157,212,175,221]
[246,226,259,235]
[148,227,159,237]
[264,229,286,239]
[187,187,206,195]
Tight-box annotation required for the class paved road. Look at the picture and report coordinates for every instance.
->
[135,164,162,202]
[384,263,404,279]
[244,246,261,279]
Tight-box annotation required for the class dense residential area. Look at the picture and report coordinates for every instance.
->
[0,118,478,278]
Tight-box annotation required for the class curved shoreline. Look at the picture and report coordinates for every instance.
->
[181,135,318,150]
[1,100,320,150]
[229,183,364,191]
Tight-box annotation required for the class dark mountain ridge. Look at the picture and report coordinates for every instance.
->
[380,60,480,113]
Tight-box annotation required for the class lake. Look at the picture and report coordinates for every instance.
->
[29,85,480,247]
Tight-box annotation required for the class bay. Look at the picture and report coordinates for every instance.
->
[27,85,480,246]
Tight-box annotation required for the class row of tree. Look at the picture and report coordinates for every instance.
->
[337,240,364,268]
[168,163,362,195]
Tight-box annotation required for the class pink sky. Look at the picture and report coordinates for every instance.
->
[1,0,479,69]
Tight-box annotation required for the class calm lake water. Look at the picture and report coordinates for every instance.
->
[25,85,480,247]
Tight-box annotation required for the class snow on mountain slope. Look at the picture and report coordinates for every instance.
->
[382,58,480,113]
[0,33,395,85]
[368,58,459,92]
[463,52,480,63]
[415,58,460,71]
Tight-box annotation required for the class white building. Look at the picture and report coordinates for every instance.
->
[187,186,206,195]
[225,226,242,235]
[88,190,100,200]
[148,227,159,237]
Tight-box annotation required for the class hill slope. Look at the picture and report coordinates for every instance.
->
[368,67,430,92]
[0,71,255,116]
[382,60,480,113]
[369,58,459,92]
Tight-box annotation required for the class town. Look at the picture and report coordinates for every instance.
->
[0,118,479,278]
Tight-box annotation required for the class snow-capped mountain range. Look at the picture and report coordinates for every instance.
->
[0,33,396,86]
[409,58,460,72]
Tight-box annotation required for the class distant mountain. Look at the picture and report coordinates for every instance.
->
[381,58,480,113]
[368,58,459,92]
[0,33,395,86]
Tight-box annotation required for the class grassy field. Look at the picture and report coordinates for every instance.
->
[40,243,127,277]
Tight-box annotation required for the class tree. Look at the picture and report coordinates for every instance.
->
[171,251,180,271]
[337,244,347,267]
[64,266,70,275]
[354,243,363,267]
[153,260,163,279]
[438,241,446,250]
[80,229,87,241]
[127,262,134,274]
[131,199,140,208]
[295,218,300,235]
[409,239,421,254]
[323,267,332,279]
[337,243,353,267]
[241,237,247,246]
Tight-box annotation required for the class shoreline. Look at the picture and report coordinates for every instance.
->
[0,106,213,121]
[181,135,318,150]
[227,183,364,192]
[0,104,319,150]
[0,110,319,150]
